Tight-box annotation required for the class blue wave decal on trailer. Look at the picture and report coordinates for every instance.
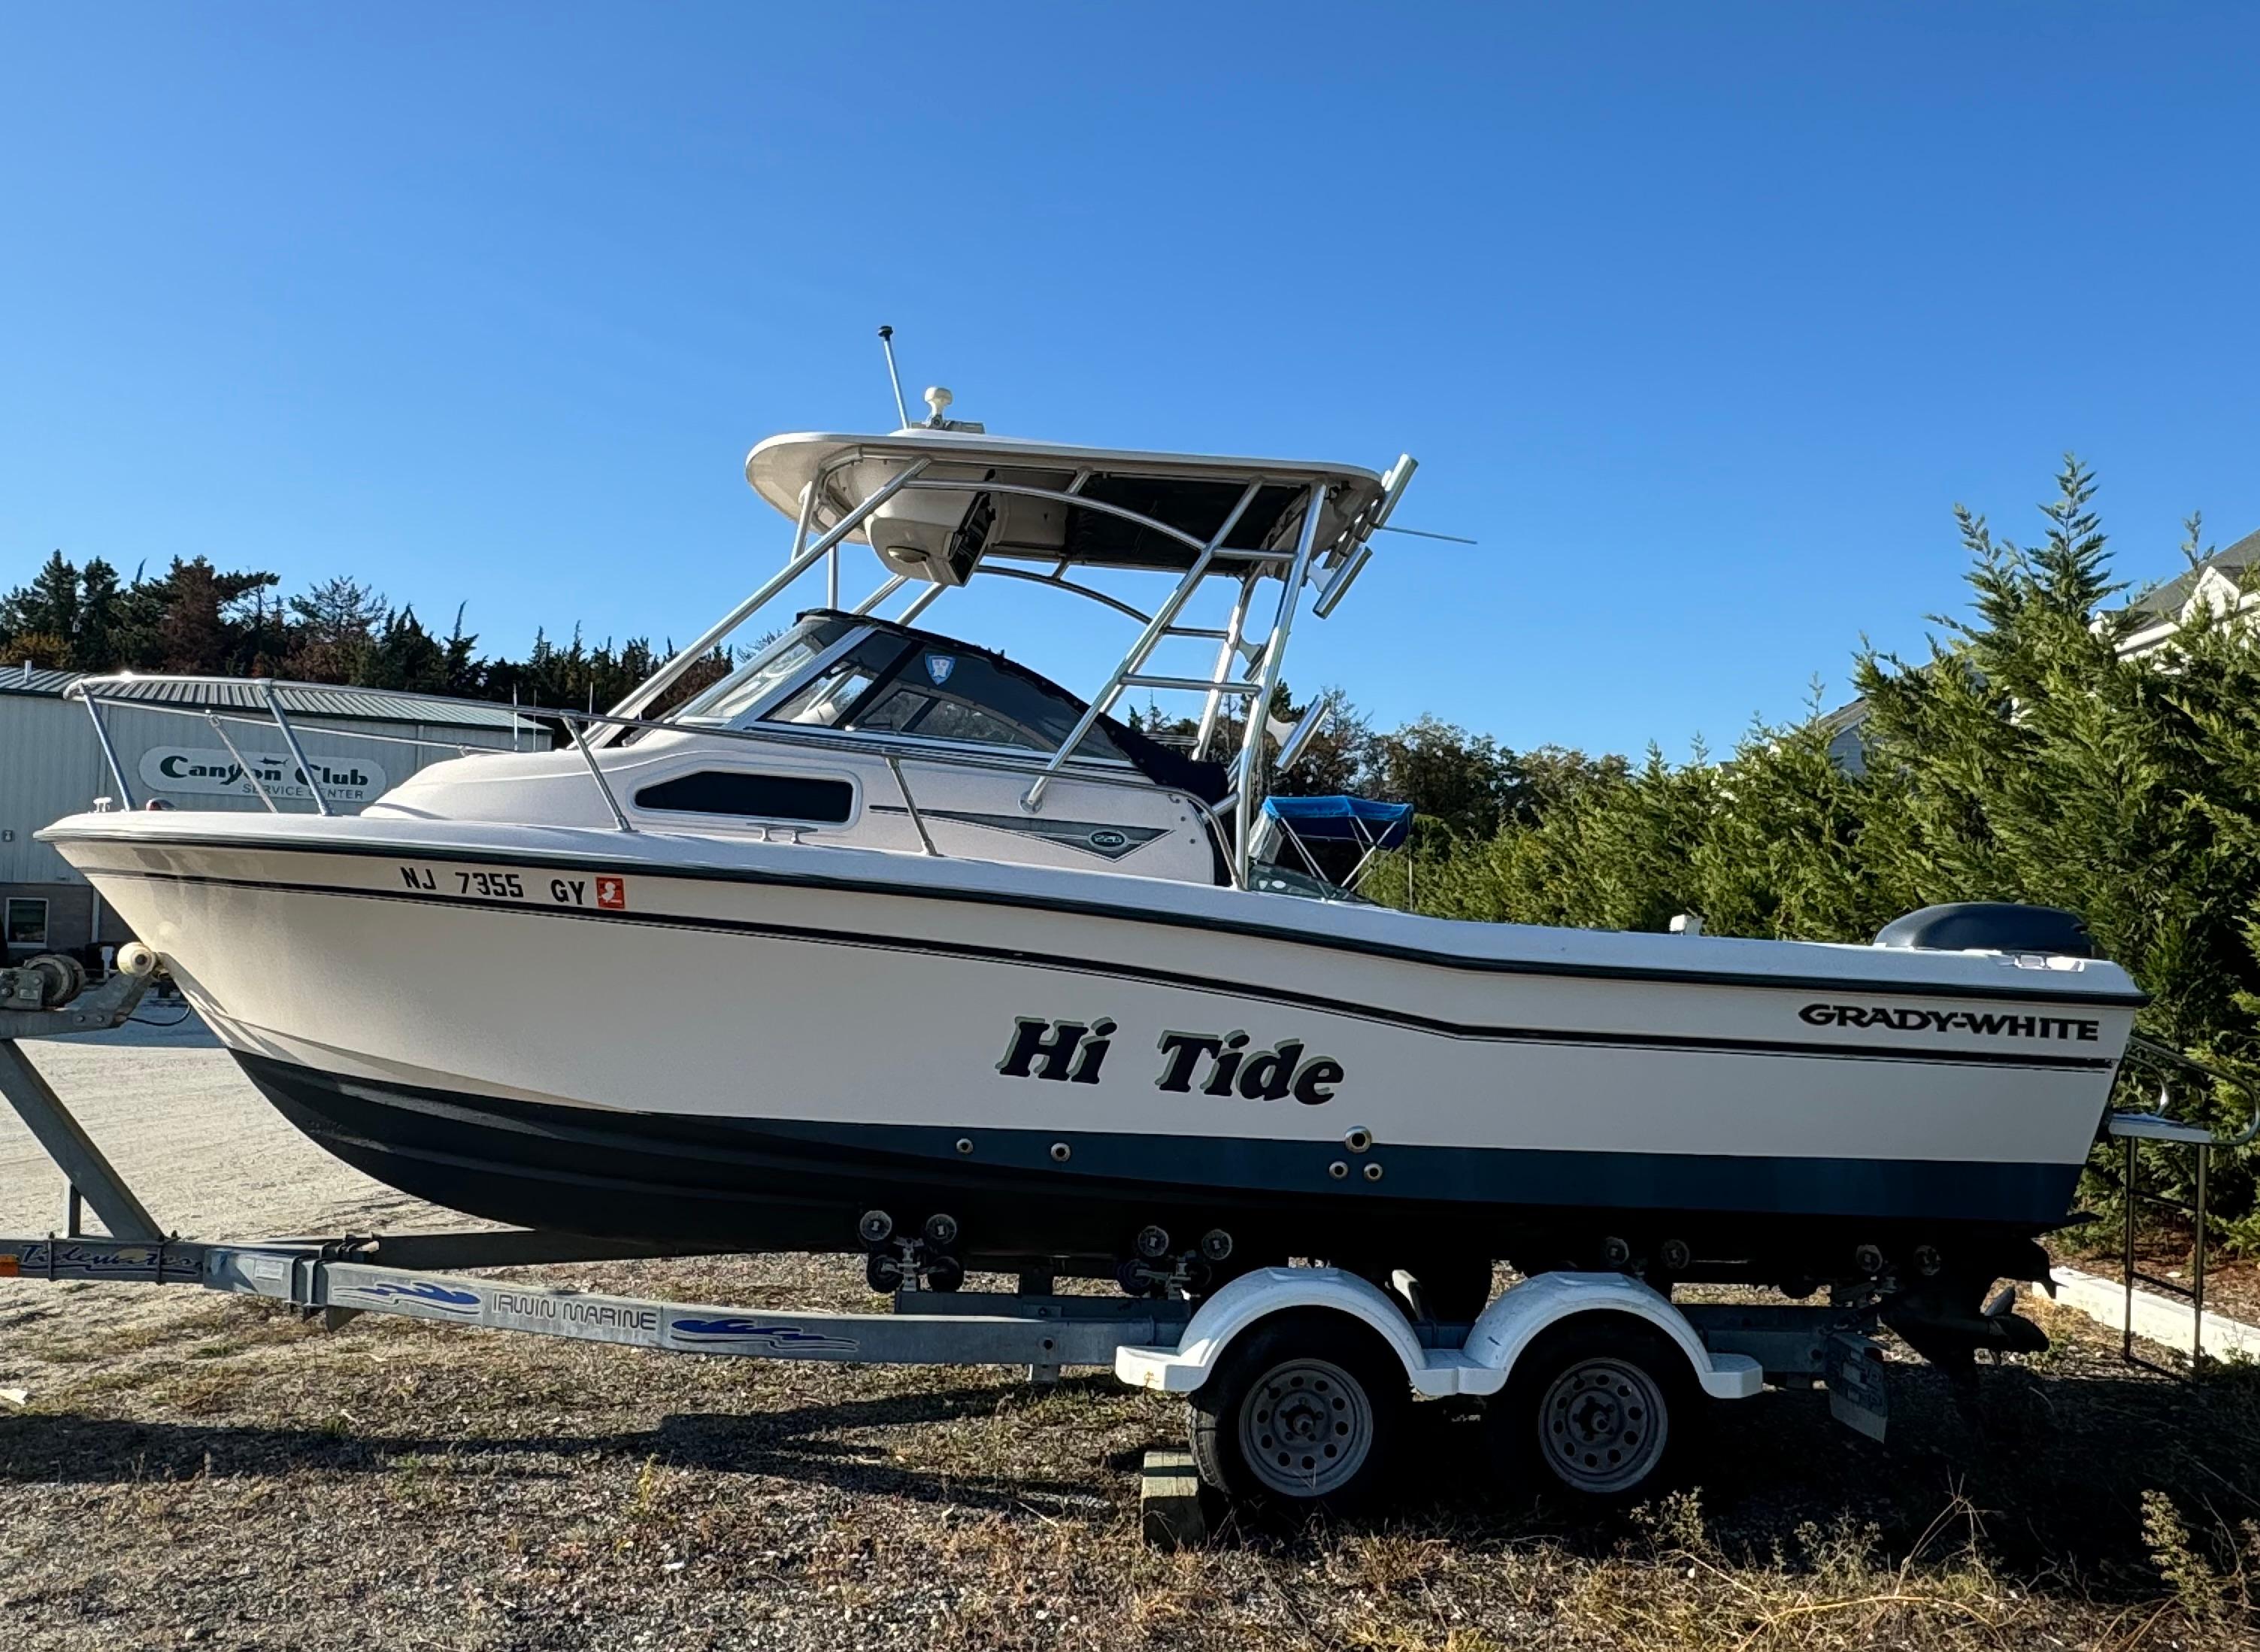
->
[668,1316,859,1353]
[348,1279,483,1315]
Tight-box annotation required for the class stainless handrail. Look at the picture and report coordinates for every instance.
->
[2114,1033,2260,1149]
[203,711,277,814]
[608,455,930,726]
[82,693,135,809]
[884,754,940,856]
[1234,483,1332,884]
[66,675,1247,888]
[2106,1032,2256,1376]
[566,715,634,832]
[262,687,332,817]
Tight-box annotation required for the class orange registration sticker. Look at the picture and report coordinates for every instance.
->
[595,877,627,911]
[0,1256,19,1278]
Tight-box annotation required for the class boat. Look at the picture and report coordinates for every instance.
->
[40,386,2143,1329]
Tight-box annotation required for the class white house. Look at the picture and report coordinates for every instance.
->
[1820,526,2260,775]
[2115,526,2260,658]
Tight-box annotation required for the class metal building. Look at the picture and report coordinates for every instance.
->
[1,665,542,959]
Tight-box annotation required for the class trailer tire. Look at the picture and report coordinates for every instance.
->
[1487,1314,1701,1510]
[1187,1309,1406,1516]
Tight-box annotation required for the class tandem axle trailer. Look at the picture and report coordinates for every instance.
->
[0,949,2005,1525]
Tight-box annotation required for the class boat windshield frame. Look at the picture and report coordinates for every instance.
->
[674,612,1138,769]
[611,432,1418,882]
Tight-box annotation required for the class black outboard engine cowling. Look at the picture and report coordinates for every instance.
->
[1873,902,2097,957]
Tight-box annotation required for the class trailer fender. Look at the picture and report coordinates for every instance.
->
[1465,1272,1762,1400]
[1115,1266,1440,1394]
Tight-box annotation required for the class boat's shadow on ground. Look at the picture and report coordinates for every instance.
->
[4,1360,2256,1581]
[0,1383,1109,1519]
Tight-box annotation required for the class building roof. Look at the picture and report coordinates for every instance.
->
[0,664,535,732]
[2120,525,2260,621]
[0,665,77,698]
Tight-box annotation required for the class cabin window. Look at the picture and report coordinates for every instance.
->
[632,771,854,823]
[5,898,48,946]
[844,651,1125,761]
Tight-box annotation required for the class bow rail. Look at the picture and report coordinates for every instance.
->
[62,673,1246,887]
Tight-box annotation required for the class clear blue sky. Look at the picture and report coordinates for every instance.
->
[5,6,2257,759]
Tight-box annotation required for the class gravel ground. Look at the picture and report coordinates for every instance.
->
[0,1010,435,1239]
[5,1038,2260,1649]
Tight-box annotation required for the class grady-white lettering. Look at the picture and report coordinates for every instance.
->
[1799,1003,2101,1041]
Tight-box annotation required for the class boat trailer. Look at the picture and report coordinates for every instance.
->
[0,950,2071,1534]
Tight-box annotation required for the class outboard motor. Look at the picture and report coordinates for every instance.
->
[1873,902,2097,957]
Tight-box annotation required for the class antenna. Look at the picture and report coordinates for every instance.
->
[876,326,910,429]
[1376,523,1479,545]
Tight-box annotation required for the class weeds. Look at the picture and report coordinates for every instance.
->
[11,1254,2260,1648]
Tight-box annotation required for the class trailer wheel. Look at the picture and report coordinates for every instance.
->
[1488,1315,1698,1508]
[1188,1310,1405,1514]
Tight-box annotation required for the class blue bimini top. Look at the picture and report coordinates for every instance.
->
[1260,794,1414,848]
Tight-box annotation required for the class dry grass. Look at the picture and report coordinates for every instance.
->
[5,1258,2260,1650]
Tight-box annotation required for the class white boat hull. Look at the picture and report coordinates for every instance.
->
[46,813,2140,1283]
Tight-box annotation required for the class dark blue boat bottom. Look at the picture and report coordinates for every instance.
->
[236,1050,2082,1285]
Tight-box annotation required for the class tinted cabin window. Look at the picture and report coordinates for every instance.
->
[634,771,853,823]
[844,650,1125,761]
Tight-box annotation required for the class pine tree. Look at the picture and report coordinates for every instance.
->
[73,559,122,670]
[0,551,79,654]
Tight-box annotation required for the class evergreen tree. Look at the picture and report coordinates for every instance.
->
[283,576,387,682]
[363,607,450,693]
[0,552,80,656]
[73,559,122,670]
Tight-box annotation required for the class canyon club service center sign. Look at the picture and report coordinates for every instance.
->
[138,746,390,807]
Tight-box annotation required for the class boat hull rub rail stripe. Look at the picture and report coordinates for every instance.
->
[240,1051,2090,1246]
[101,868,2119,1072]
[42,827,2148,1008]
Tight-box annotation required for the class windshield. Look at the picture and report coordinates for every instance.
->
[672,617,859,725]
[835,645,1125,761]
[668,613,1132,766]
[763,632,907,726]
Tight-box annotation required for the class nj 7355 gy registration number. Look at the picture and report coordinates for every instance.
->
[396,865,628,910]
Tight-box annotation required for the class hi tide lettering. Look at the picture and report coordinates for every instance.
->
[995,1017,1344,1105]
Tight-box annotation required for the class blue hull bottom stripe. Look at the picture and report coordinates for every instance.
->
[236,1052,2086,1256]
